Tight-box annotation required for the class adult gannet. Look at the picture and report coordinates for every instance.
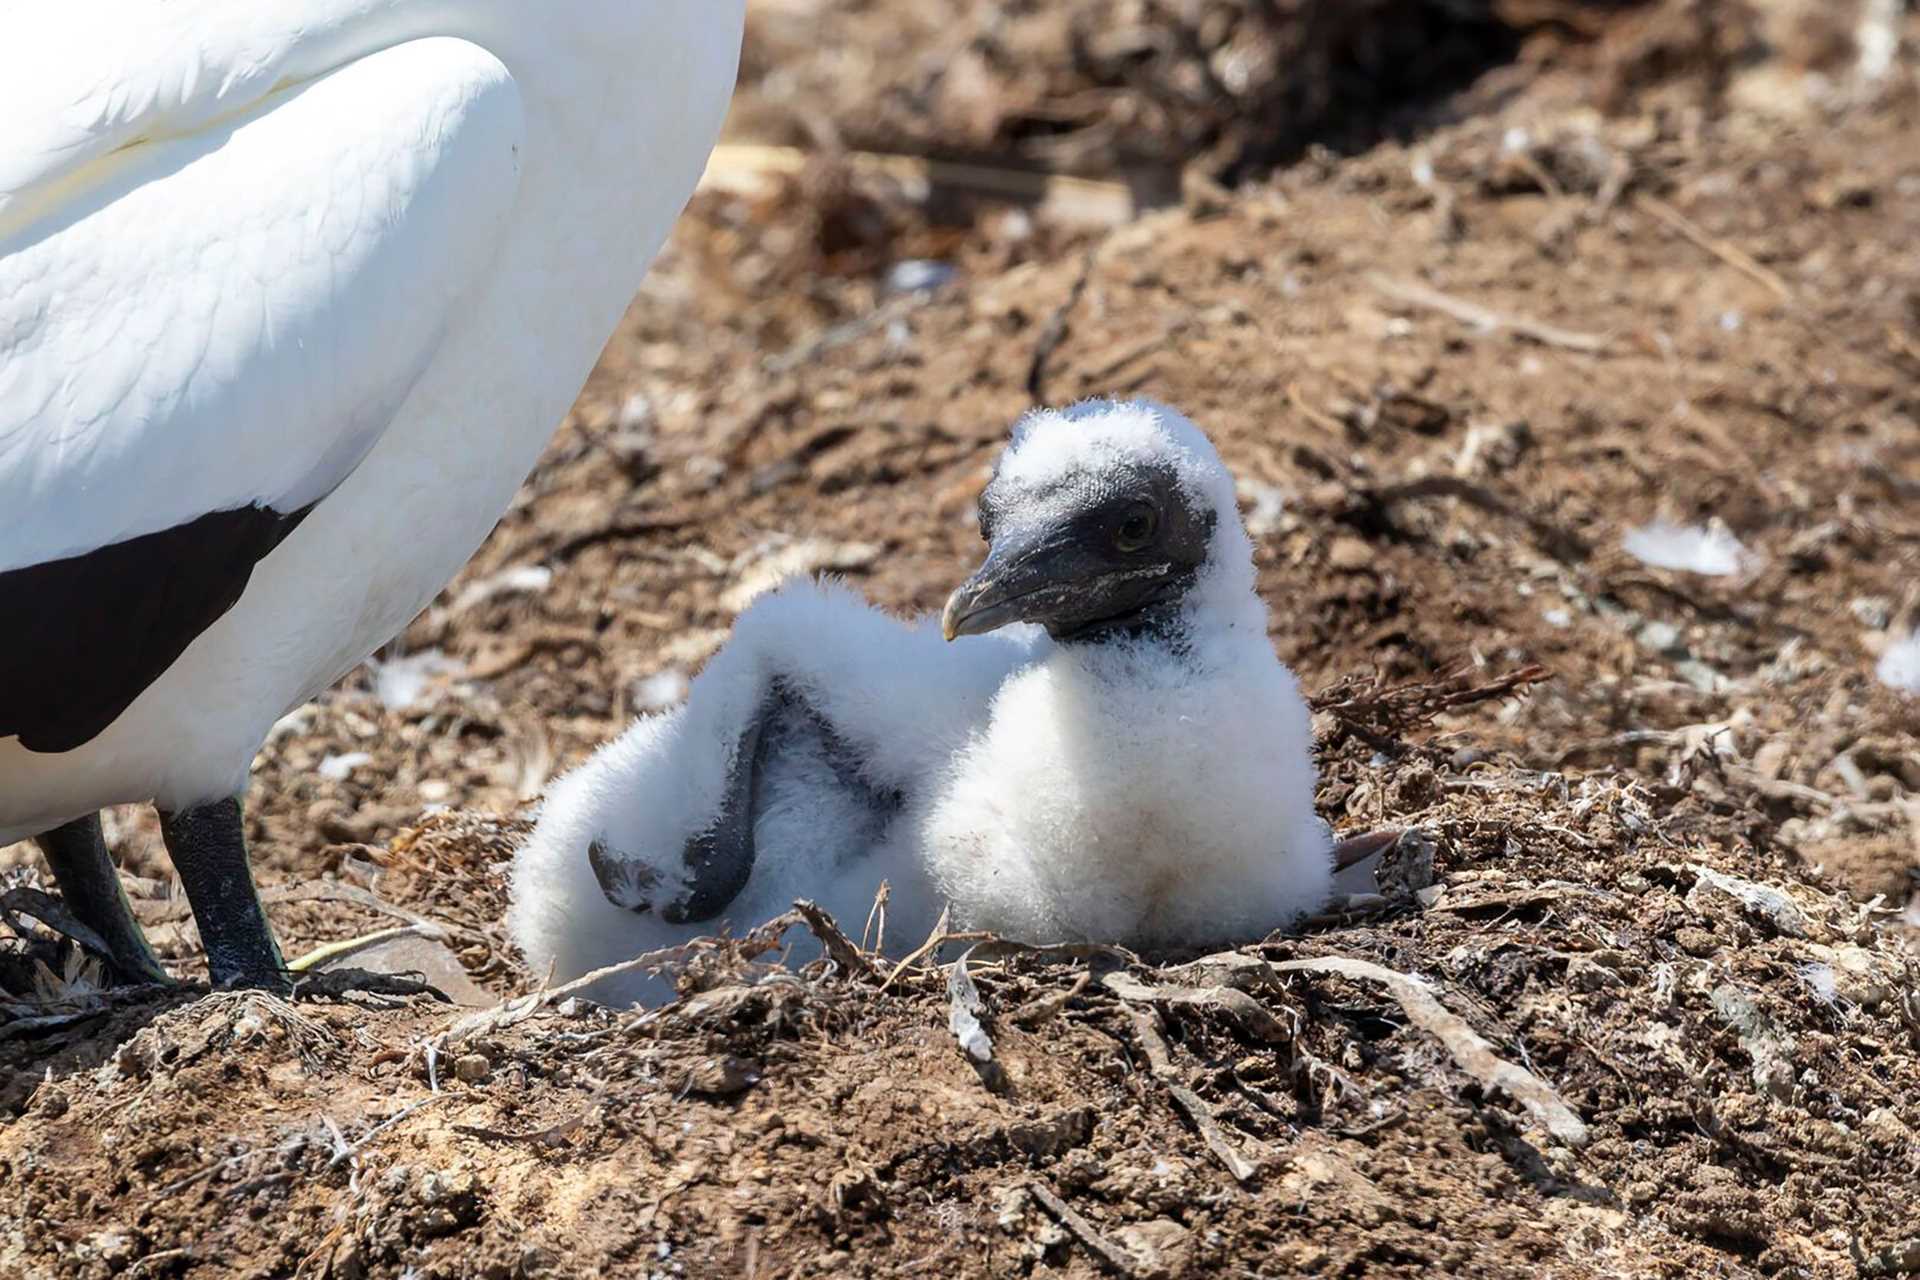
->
[0,1,745,987]
[509,400,1334,1004]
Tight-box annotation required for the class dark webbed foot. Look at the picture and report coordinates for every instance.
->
[288,965,453,1003]
[588,684,777,925]
[33,812,172,985]
[159,797,288,990]
[588,676,903,926]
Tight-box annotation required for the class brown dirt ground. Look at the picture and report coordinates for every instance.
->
[5,2,1920,1277]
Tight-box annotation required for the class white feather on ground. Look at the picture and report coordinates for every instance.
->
[1877,630,1920,694]
[1621,520,1754,576]
[509,400,1333,1004]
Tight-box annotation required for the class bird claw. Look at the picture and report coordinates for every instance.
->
[0,886,175,989]
[289,966,452,1004]
[588,837,660,913]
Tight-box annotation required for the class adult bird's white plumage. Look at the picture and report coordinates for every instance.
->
[0,0,745,986]
[509,400,1333,1005]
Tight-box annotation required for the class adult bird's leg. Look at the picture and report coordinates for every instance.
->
[33,812,172,984]
[158,797,288,990]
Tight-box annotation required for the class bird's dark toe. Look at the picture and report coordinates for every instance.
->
[289,966,453,1003]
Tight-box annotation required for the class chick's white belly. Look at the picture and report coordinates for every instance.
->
[920,656,1330,948]
[0,389,538,841]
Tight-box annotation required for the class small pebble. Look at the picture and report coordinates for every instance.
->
[1328,536,1374,571]
[1675,927,1719,957]
[884,259,955,293]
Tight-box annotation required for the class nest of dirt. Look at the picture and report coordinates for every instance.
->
[4,721,1918,1278]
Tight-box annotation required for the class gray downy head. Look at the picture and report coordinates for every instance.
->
[942,455,1216,646]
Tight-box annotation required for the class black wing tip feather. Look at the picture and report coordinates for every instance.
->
[0,502,313,754]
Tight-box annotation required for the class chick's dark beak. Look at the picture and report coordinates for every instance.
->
[941,526,1106,642]
[940,569,1015,642]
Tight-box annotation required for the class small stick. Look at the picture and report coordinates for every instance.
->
[1027,246,1099,403]
[286,925,438,974]
[698,143,1136,225]
[1126,1006,1263,1183]
[326,1095,448,1171]
[1010,969,1091,1027]
[1103,970,1293,1043]
[1368,272,1610,352]
[439,918,795,1046]
[264,880,450,933]
[1273,954,1588,1148]
[862,881,890,955]
[1026,1183,1141,1277]
[158,1147,265,1198]
[1127,1005,1177,1076]
[1283,382,1350,437]
[1165,1083,1262,1183]
[793,900,875,978]
[454,1096,599,1148]
[1636,194,1794,302]
[1081,321,1188,383]
[1362,474,1591,562]
[765,292,933,375]
[877,906,952,995]
[1310,661,1554,746]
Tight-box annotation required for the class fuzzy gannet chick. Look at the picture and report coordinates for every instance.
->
[508,400,1332,1003]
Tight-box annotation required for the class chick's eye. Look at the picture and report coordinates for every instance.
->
[1114,506,1157,552]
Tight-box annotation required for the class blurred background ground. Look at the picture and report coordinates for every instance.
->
[4,1,1920,1277]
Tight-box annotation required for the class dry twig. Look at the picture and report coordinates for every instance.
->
[1368,272,1610,352]
[1124,1004,1265,1183]
[1311,662,1552,749]
[1272,954,1589,1148]
[456,1103,599,1149]
[699,143,1136,226]
[1358,474,1590,563]
[1636,194,1794,302]
[1010,969,1091,1028]
[440,916,795,1045]
[1026,1182,1141,1277]
[1027,245,1099,403]
[325,1095,449,1172]
[876,905,956,994]
[1102,969,1294,1043]
[793,899,877,978]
